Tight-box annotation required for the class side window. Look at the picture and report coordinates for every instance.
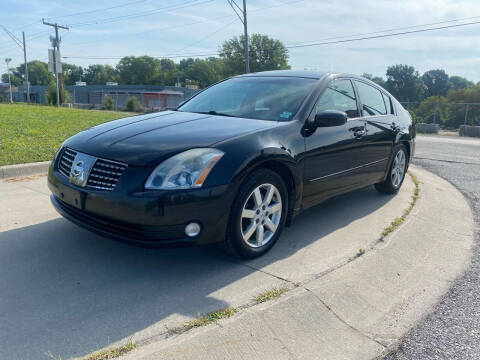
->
[315,79,359,118]
[382,92,394,115]
[355,81,387,116]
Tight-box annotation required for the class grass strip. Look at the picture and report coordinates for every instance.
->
[253,287,288,304]
[80,342,136,360]
[380,171,420,240]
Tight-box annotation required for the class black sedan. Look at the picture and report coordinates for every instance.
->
[48,70,415,258]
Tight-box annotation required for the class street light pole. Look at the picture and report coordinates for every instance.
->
[5,58,12,103]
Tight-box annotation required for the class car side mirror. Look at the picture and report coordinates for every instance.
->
[314,110,348,127]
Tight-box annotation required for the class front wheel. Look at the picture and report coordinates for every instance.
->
[224,169,288,259]
[375,145,408,194]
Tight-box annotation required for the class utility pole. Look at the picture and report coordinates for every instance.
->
[5,58,12,103]
[227,0,249,73]
[22,32,30,103]
[42,19,69,106]
[242,0,249,73]
[1,25,29,102]
[464,104,470,125]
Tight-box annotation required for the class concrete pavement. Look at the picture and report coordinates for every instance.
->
[0,166,473,360]
[386,134,480,359]
[119,167,473,360]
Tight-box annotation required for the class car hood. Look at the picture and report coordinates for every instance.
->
[65,111,277,166]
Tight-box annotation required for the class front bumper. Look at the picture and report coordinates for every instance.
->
[48,162,235,247]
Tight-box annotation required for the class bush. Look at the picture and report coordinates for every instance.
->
[46,80,71,106]
[103,96,114,110]
[125,96,141,112]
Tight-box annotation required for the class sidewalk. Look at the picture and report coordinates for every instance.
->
[119,167,474,360]
[0,166,473,360]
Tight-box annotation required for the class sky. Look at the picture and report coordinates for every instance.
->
[1,0,480,81]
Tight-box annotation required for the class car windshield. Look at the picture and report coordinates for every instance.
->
[178,76,317,122]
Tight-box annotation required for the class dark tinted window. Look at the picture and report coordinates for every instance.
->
[179,77,316,121]
[382,92,394,114]
[315,79,359,118]
[355,81,387,116]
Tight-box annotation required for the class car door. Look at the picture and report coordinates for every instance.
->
[353,80,395,183]
[302,78,368,208]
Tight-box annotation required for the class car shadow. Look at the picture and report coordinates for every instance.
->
[0,186,395,360]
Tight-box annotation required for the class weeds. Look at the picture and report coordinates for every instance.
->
[253,287,288,304]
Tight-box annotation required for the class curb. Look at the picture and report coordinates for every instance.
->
[0,161,50,179]
[117,166,474,360]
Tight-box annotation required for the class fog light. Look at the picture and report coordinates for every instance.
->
[185,222,201,237]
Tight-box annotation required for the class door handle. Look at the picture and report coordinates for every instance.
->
[350,128,366,138]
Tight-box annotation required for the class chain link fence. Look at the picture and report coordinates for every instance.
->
[401,101,480,129]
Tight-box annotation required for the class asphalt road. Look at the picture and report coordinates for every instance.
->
[386,134,480,360]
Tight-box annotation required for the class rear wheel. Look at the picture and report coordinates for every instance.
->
[375,145,408,194]
[224,169,287,258]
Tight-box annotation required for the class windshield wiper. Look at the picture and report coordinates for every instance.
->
[195,110,236,117]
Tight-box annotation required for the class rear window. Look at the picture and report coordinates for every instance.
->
[355,81,387,116]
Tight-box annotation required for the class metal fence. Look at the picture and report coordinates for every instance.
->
[401,101,480,129]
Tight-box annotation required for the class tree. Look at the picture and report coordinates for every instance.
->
[116,56,161,85]
[385,64,424,102]
[63,63,84,85]
[83,64,117,85]
[422,69,450,97]
[220,34,290,76]
[1,72,22,86]
[155,58,178,86]
[449,75,473,90]
[8,60,52,86]
[179,58,223,88]
[361,73,386,88]
[415,96,450,125]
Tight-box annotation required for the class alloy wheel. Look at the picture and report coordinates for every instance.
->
[240,183,282,248]
[391,149,406,188]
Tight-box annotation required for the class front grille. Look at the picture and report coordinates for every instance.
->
[58,148,77,177]
[86,158,127,191]
[57,147,127,192]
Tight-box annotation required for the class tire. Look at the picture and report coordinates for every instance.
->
[375,144,408,194]
[223,168,288,259]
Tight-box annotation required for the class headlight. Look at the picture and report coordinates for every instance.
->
[145,148,225,190]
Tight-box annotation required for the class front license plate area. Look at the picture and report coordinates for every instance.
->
[61,186,84,210]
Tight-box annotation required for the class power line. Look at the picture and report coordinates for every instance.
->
[286,15,480,46]
[286,20,480,49]
[47,0,149,19]
[62,52,220,60]
[62,17,480,60]
[164,18,239,56]
[68,0,213,27]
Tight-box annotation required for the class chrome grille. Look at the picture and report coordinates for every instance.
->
[86,158,127,191]
[58,148,77,178]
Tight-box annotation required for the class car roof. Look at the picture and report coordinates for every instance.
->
[236,69,369,80]
[237,70,328,79]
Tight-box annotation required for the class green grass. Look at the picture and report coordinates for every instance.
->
[80,342,136,360]
[380,171,420,240]
[253,287,288,304]
[0,103,131,166]
[170,308,237,334]
[46,342,136,360]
